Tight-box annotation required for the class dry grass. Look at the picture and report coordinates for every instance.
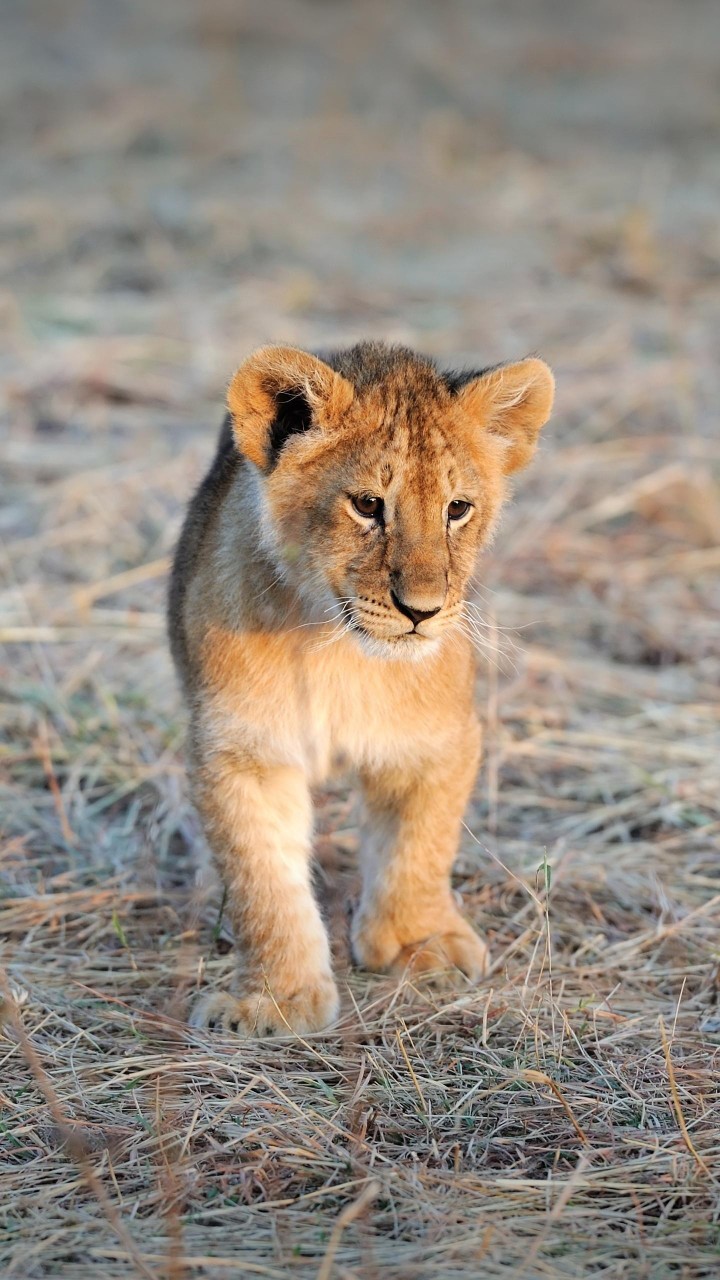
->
[2,1,720,1276]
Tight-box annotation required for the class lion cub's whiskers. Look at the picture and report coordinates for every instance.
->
[323,598,356,614]
[308,597,359,652]
[309,618,353,653]
[285,599,350,635]
[457,604,520,676]
[465,596,526,635]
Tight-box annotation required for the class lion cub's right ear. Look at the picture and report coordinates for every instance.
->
[227,346,354,472]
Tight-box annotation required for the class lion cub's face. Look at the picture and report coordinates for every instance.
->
[228,343,554,660]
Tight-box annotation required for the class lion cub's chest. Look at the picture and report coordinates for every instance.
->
[293,651,410,780]
[202,628,464,782]
[289,641,458,782]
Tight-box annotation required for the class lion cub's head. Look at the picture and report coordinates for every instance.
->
[228,341,554,660]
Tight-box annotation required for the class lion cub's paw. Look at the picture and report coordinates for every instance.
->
[391,925,489,985]
[351,914,402,973]
[354,910,489,986]
[189,975,340,1037]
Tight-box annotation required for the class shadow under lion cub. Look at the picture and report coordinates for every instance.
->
[168,340,554,1035]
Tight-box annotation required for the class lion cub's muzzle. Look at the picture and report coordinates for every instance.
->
[346,584,459,654]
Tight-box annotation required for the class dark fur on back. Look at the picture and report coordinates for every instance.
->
[168,413,240,679]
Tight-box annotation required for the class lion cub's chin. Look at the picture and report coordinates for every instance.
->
[351,628,444,663]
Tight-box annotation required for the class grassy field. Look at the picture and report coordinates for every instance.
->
[1,1,719,1276]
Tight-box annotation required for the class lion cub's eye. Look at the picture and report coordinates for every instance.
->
[448,500,471,521]
[352,494,383,519]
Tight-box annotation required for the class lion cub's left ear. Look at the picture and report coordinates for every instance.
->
[457,358,555,474]
[228,346,354,472]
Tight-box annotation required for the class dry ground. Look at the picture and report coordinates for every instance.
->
[1,1,720,1276]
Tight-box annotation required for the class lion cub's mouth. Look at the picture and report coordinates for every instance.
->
[353,620,430,642]
[346,613,442,660]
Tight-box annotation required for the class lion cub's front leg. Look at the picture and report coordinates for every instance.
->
[189,734,338,1036]
[352,725,488,983]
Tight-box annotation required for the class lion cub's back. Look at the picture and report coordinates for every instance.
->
[168,416,241,683]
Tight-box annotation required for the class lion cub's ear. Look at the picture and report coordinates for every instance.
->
[457,357,555,474]
[228,346,354,471]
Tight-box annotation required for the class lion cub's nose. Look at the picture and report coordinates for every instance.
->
[390,590,442,627]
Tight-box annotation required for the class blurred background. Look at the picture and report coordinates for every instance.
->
[2,4,720,1276]
[3,2,720,378]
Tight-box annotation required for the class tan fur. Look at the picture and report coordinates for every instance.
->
[170,343,554,1035]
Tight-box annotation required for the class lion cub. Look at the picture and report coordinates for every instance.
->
[169,341,553,1035]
